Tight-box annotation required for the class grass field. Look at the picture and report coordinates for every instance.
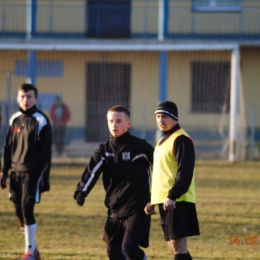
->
[1,160,260,260]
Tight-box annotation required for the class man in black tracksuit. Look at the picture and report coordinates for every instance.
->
[74,105,154,260]
[0,83,52,260]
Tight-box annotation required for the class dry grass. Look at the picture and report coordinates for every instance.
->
[1,161,260,259]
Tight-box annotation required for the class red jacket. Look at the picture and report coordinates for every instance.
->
[50,103,70,126]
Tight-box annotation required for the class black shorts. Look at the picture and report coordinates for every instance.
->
[103,211,151,248]
[10,171,41,204]
[159,201,200,240]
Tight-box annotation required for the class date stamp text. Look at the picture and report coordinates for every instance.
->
[228,236,258,246]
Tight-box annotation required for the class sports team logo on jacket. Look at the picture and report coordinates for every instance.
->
[122,152,130,161]
[13,127,21,133]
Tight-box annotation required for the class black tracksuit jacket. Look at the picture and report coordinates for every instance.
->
[75,132,154,220]
[1,105,52,185]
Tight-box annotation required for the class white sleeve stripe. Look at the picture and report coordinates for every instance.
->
[131,153,152,167]
[82,157,104,192]
[33,112,48,140]
[9,111,22,125]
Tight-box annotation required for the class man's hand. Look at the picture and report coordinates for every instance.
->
[144,203,156,215]
[0,173,7,189]
[41,178,50,192]
[75,191,86,206]
[163,198,176,211]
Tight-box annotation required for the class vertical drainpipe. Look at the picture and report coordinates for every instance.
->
[159,52,168,103]
[158,0,164,42]
[229,46,240,162]
[158,0,168,103]
[4,71,12,132]
[26,0,36,85]
[156,0,168,141]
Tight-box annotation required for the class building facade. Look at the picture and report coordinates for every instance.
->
[0,0,260,160]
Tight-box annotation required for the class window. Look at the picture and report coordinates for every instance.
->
[15,60,63,77]
[87,0,131,38]
[191,61,230,113]
[193,0,242,12]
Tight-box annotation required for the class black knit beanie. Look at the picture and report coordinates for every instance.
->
[154,101,178,121]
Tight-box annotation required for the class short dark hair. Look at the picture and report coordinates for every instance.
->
[19,83,38,98]
[107,105,131,119]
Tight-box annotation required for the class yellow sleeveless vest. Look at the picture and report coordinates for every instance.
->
[151,128,196,204]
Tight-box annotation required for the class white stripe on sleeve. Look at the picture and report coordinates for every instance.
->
[82,157,105,192]
[132,153,152,167]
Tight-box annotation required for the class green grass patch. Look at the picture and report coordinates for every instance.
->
[1,161,260,259]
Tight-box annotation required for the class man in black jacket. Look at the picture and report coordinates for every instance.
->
[0,83,52,260]
[74,105,154,260]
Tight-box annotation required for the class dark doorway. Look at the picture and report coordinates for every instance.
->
[87,0,131,38]
[86,62,131,142]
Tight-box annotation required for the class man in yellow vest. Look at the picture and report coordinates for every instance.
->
[145,101,200,260]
